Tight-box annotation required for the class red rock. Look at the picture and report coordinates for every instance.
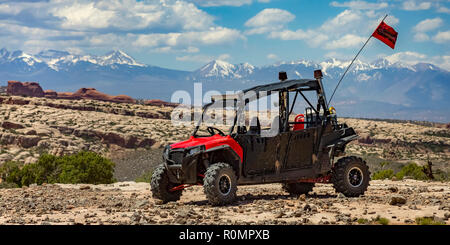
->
[56,92,79,100]
[44,90,58,98]
[113,94,136,104]
[72,88,135,104]
[7,81,44,97]
[144,99,178,107]
[5,81,137,104]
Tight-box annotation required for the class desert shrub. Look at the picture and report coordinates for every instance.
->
[57,151,115,184]
[0,181,19,189]
[415,217,446,225]
[0,151,115,187]
[374,216,390,225]
[357,218,369,224]
[372,169,394,180]
[395,163,428,180]
[379,161,391,168]
[135,169,154,183]
[0,160,23,184]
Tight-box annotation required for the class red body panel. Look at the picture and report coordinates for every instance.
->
[170,135,243,162]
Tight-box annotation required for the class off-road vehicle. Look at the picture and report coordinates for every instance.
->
[151,70,370,205]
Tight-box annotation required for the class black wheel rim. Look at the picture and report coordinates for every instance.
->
[219,175,231,195]
[348,167,363,187]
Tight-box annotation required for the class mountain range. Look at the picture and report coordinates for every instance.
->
[0,48,449,122]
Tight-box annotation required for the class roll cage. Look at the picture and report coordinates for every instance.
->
[192,77,333,137]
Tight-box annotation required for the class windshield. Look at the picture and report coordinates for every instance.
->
[193,91,281,137]
[193,99,238,137]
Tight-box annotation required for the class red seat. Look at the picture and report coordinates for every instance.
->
[293,114,305,131]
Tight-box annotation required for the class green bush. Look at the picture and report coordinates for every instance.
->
[395,163,428,180]
[374,216,390,225]
[0,160,22,184]
[0,151,115,187]
[415,217,446,225]
[357,218,369,224]
[372,169,394,180]
[0,181,18,189]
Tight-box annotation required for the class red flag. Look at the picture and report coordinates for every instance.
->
[372,21,398,49]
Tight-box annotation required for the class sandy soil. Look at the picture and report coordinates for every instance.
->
[0,179,448,225]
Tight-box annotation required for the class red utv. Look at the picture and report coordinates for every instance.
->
[151,70,370,205]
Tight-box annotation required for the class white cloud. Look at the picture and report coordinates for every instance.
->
[245,8,295,34]
[437,6,450,14]
[186,0,270,7]
[401,1,432,11]
[384,51,450,71]
[265,9,397,50]
[176,53,231,63]
[0,0,244,54]
[49,0,215,31]
[324,34,366,49]
[433,31,450,43]
[413,18,443,32]
[268,29,329,47]
[321,10,362,32]
[324,51,353,60]
[330,1,388,10]
[414,33,430,42]
[267,53,278,60]
[186,0,251,7]
[385,51,427,64]
[268,29,312,40]
[133,27,244,49]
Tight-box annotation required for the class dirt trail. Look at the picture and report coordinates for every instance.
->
[0,179,448,225]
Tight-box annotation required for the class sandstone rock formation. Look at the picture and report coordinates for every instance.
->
[72,88,135,104]
[144,99,178,108]
[6,81,136,104]
[7,81,44,97]
[44,90,58,98]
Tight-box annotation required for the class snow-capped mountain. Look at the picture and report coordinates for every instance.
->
[0,48,145,72]
[189,60,255,80]
[1,47,449,122]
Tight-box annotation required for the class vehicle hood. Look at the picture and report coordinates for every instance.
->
[170,135,243,160]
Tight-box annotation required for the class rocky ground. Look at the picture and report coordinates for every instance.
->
[0,179,448,225]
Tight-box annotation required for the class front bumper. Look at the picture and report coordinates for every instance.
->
[163,146,204,184]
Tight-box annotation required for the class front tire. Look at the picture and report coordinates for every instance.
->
[203,163,237,206]
[150,164,182,203]
[332,156,370,197]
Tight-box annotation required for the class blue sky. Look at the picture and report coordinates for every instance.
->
[0,0,449,71]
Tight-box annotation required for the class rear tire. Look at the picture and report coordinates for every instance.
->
[332,156,370,197]
[150,164,182,203]
[203,163,237,206]
[282,182,315,195]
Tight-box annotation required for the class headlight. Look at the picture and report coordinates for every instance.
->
[187,146,203,155]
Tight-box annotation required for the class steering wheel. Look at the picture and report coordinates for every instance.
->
[207,126,225,136]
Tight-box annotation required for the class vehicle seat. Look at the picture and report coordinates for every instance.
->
[293,114,305,131]
[248,117,261,134]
